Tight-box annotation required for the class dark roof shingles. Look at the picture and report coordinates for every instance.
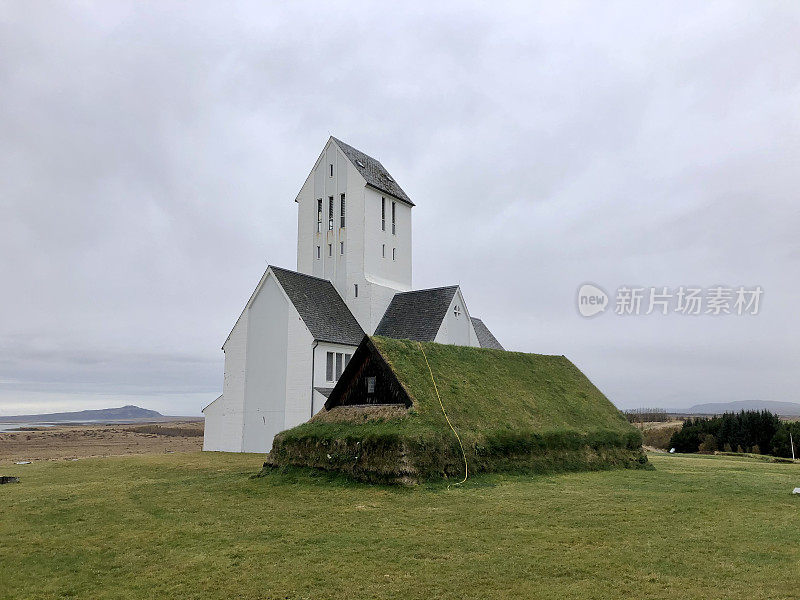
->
[374,286,458,342]
[332,137,414,206]
[270,266,365,346]
[470,317,504,350]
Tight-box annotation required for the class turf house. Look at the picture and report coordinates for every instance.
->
[264,336,647,483]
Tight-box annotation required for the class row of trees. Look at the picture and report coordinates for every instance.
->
[669,410,799,457]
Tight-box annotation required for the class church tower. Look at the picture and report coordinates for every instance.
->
[295,137,413,334]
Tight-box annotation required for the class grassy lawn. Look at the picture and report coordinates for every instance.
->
[1,452,798,599]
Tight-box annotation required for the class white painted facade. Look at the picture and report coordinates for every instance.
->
[435,288,480,348]
[201,396,224,451]
[312,341,357,412]
[204,137,493,453]
[295,138,412,334]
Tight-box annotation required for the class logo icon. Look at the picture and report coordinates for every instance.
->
[577,283,608,317]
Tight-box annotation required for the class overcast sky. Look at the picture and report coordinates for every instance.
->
[1,1,798,416]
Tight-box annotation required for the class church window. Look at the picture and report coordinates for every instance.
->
[326,352,334,381]
[366,376,376,394]
[329,163,334,177]
[328,243,332,256]
[381,197,386,231]
[354,284,358,297]
[340,242,344,255]
[391,201,396,234]
[316,246,320,259]
[392,248,396,261]
[382,244,385,258]
[454,305,461,318]
[328,196,334,230]
[316,198,322,233]
[340,193,346,228]
[335,353,343,379]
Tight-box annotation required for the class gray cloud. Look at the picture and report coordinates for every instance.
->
[1,1,798,415]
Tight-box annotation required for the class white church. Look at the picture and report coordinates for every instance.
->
[202,137,503,453]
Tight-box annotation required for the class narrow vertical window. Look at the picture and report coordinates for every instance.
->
[366,376,376,394]
[344,353,352,367]
[382,244,385,258]
[316,246,320,259]
[381,197,386,231]
[340,241,344,255]
[316,198,322,233]
[328,243,332,256]
[454,305,461,318]
[340,193,346,228]
[354,284,358,297]
[328,196,334,230]
[329,163,333,177]
[392,248,396,261]
[326,352,334,381]
[391,201,396,234]
[335,353,343,379]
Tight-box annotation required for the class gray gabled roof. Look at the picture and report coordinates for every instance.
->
[270,266,365,346]
[470,317,504,350]
[374,286,458,342]
[331,137,414,206]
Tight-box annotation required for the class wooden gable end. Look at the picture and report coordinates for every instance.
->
[323,337,412,410]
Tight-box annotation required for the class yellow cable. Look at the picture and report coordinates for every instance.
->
[418,341,468,485]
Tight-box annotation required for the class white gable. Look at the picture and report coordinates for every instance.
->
[434,287,479,347]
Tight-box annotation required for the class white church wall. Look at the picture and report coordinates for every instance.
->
[468,318,480,347]
[312,389,329,412]
[241,274,290,453]
[296,173,314,276]
[340,155,370,330]
[312,341,359,413]
[215,311,249,452]
[366,279,400,335]
[201,396,224,451]
[435,288,479,347]
[283,311,315,430]
[360,188,412,333]
[302,140,352,287]
[362,188,411,294]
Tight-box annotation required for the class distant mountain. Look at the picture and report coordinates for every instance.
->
[0,405,164,423]
[684,400,800,416]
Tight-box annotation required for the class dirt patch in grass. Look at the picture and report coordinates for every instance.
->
[124,424,204,437]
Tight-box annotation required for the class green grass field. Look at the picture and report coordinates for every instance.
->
[1,452,798,599]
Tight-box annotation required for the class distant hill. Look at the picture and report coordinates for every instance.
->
[0,405,164,423]
[684,400,800,416]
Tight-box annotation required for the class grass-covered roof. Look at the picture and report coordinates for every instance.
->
[367,336,633,437]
